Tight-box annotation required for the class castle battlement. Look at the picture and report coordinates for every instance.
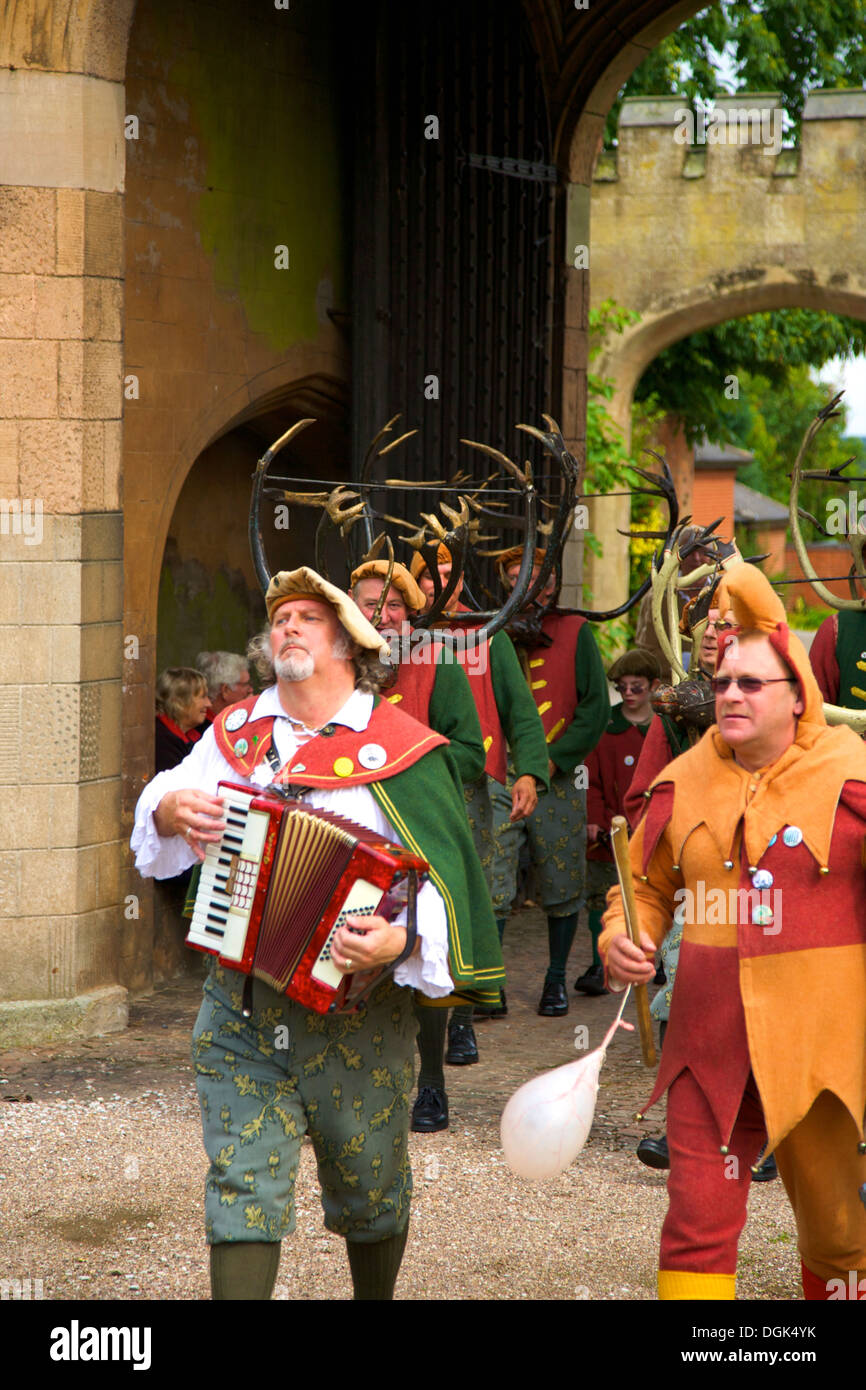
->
[595,90,866,186]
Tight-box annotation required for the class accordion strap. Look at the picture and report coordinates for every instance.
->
[264,741,314,799]
[336,869,420,1012]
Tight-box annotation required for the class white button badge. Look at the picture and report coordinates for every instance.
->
[358,743,387,770]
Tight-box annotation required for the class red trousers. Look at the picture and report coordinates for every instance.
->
[661,1069,766,1277]
[660,1070,866,1299]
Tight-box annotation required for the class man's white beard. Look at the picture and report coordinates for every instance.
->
[275,651,314,682]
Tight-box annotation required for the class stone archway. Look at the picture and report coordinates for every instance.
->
[0,0,718,1038]
[583,90,866,610]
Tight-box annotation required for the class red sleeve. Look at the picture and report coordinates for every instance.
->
[623,717,674,829]
[809,614,839,704]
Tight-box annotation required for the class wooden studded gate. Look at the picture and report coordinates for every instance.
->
[350,0,557,559]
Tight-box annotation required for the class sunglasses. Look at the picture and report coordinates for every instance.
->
[711,676,796,695]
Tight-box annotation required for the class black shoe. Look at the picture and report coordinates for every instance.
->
[574,963,608,996]
[445,1022,479,1065]
[637,1134,670,1170]
[537,981,568,1016]
[474,990,507,1019]
[751,1152,778,1183]
[411,1085,449,1133]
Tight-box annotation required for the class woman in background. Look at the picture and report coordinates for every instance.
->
[155,667,210,773]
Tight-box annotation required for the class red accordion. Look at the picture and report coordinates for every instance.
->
[185,782,428,1013]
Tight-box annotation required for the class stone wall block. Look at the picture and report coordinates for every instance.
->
[0,851,20,917]
[0,624,51,685]
[84,277,123,340]
[34,275,85,339]
[24,561,83,625]
[48,625,84,684]
[84,192,125,279]
[78,682,102,780]
[0,686,20,783]
[74,845,103,914]
[49,917,76,998]
[80,622,123,682]
[0,916,49,1001]
[19,419,84,511]
[96,839,122,908]
[81,559,123,622]
[0,340,58,419]
[0,785,56,850]
[58,340,123,421]
[20,683,80,782]
[77,778,122,846]
[58,340,84,417]
[0,564,23,627]
[45,784,79,848]
[0,420,18,491]
[0,188,55,273]
[55,189,86,276]
[20,847,79,916]
[81,511,122,561]
[122,680,152,733]
[123,406,174,455]
[102,420,122,510]
[49,513,83,560]
[74,908,122,996]
[563,270,588,331]
[86,342,124,419]
[118,872,155,994]
[98,682,122,778]
[81,420,106,510]
[0,274,36,337]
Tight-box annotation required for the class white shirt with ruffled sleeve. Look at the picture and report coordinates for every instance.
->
[131,685,453,997]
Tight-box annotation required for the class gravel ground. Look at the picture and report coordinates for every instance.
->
[0,908,801,1302]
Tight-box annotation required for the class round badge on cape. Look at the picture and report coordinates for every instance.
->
[359,743,387,770]
[752,904,774,926]
[225,709,248,733]
[782,825,803,847]
[233,738,249,757]
[624,755,635,767]
[751,869,773,891]
[333,757,354,777]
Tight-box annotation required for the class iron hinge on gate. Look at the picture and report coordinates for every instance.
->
[464,152,558,184]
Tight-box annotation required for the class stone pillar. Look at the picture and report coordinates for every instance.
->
[581,97,688,615]
[0,69,127,1043]
[560,181,590,607]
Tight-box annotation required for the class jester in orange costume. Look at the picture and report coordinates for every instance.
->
[600,562,866,1301]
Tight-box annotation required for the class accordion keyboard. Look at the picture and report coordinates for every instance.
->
[187,787,271,962]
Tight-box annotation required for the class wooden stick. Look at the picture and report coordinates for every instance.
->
[609,815,657,1068]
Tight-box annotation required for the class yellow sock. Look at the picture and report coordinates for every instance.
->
[658,1269,736,1300]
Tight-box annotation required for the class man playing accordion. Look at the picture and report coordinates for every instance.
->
[132,567,503,1300]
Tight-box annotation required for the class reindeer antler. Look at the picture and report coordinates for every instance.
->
[788,391,866,612]
[249,418,317,594]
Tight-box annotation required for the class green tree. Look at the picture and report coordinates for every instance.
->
[635,310,866,447]
[607,0,866,143]
[725,364,866,522]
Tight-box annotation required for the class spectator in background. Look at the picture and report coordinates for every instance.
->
[155,668,210,773]
[195,651,254,725]
[579,649,660,995]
